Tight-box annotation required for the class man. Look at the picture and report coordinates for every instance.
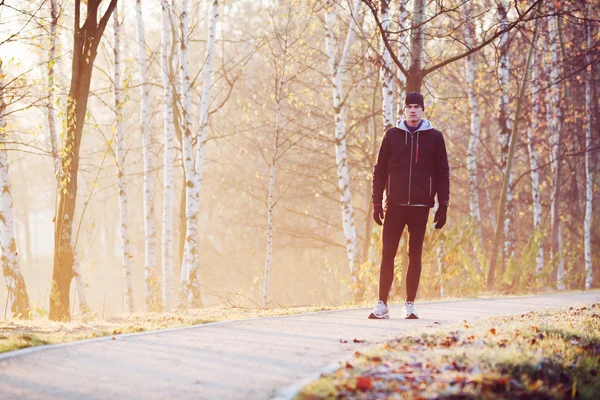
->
[369,92,450,319]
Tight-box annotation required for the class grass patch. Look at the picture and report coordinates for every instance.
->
[0,305,336,354]
[297,303,600,399]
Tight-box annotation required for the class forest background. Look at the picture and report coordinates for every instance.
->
[0,0,598,321]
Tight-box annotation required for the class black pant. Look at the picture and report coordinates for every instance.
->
[379,205,430,304]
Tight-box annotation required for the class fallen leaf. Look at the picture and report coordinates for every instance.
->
[356,376,373,391]
[340,339,348,343]
[345,361,354,369]
[489,328,497,335]
[353,338,365,343]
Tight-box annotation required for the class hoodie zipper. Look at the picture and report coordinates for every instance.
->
[408,133,414,204]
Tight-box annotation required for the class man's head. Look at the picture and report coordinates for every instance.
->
[403,92,424,124]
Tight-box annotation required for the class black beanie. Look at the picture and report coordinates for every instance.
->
[404,92,424,110]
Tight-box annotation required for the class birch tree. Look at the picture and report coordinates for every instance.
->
[526,48,544,277]
[395,0,410,117]
[584,8,593,290]
[135,0,159,311]
[160,0,175,311]
[463,2,483,273]
[113,10,134,313]
[548,7,565,290]
[179,0,219,308]
[487,2,541,290]
[325,0,361,279]
[497,0,515,277]
[50,0,117,321]
[47,0,60,178]
[0,60,30,319]
[380,0,394,130]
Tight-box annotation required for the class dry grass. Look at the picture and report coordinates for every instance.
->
[297,303,600,399]
[0,305,336,354]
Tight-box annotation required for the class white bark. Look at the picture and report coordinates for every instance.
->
[396,0,410,117]
[0,60,30,318]
[179,0,195,308]
[135,0,159,311]
[113,11,134,313]
[548,11,564,290]
[584,9,593,290]
[48,0,60,178]
[380,0,394,129]
[463,3,483,275]
[526,48,544,277]
[264,117,279,308]
[497,0,515,270]
[463,5,481,228]
[437,241,444,298]
[325,0,361,278]
[181,0,219,308]
[161,0,175,311]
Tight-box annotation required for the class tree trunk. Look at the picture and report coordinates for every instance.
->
[526,48,544,278]
[50,0,117,321]
[325,0,361,280]
[548,9,564,289]
[487,2,541,290]
[48,0,60,178]
[395,0,410,118]
[463,2,483,275]
[405,0,426,93]
[380,0,394,130]
[113,10,134,313]
[160,0,175,312]
[135,0,159,311]
[584,9,593,290]
[0,60,31,319]
[497,0,514,279]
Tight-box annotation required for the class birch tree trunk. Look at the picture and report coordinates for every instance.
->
[497,0,515,278]
[0,60,30,319]
[325,0,361,280]
[48,0,60,178]
[50,0,117,321]
[264,111,280,308]
[584,9,593,290]
[160,0,175,311]
[463,2,483,275]
[487,1,541,289]
[380,0,394,129]
[548,9,565,290]
[180,0,219,308]
[179,0,194,309]
[395,0,410,117]
[135,0,159,311]
[113,10,134,313]
[526,48,544,277]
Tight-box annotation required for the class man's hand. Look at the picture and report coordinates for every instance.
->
[434,205,448,229]
[373,204,384,226]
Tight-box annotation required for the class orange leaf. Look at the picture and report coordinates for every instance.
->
[489,328,497,335]
[356,376,373,391]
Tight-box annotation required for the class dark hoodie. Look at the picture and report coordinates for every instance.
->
[372,119,450,208]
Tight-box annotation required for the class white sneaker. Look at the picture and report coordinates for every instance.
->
[368,300,389,319]
[403,301,418,319]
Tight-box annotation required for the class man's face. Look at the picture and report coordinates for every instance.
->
[404,104,423,123]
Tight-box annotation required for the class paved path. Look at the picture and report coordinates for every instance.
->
[1,291,598,400]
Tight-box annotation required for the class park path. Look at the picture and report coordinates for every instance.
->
[0,291,598,400]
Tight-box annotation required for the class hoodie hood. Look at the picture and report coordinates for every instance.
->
[397,118,433,132]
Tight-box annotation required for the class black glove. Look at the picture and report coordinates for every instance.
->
[373,204,384,226]
[434,205,448,229]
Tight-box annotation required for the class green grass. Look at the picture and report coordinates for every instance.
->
[0,305,336,354]
[297,303,600,399]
